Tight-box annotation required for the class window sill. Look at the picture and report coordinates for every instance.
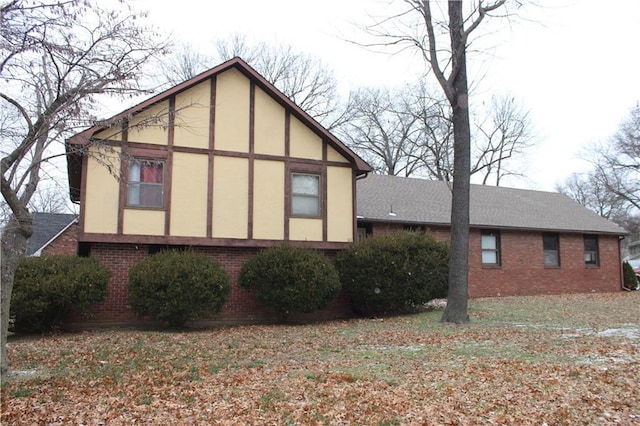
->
[125,205,166,211]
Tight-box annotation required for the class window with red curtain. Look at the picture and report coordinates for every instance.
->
[127,159,164,208]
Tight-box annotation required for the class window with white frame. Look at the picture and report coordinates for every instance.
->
[127,158,164,208]
[291,173,320,216]
[481,230,500,265]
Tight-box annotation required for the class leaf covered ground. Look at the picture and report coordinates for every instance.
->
[2,292,639,425]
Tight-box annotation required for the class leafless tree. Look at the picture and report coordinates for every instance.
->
[363,0,513,323]
[593,104,640,211]
[472,94,534,185]
[337,85,424,176]
[159,34,350,130]
[158,42,212,88]
[410,85,455,181]
[0,0,167,384]
[558,103,640,236]
[556,171,631,223]
[215,34,340,123]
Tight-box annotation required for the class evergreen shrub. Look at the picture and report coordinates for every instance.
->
[128,250,230,327]
[11,255,110,332]
[622,261,639,290]
[238,245,341,321]
[335,232,449,315]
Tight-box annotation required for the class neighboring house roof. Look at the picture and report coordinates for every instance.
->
[357,174,626,235]
[26,212,77,256]
[66,57,371,202]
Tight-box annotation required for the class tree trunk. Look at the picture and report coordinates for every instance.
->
[441,0,471,324]
[1,217,31,385]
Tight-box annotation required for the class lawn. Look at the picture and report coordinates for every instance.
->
[2,292,639,425]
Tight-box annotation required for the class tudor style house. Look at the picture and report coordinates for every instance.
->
[64,57,627,326]
[66,57,370,324]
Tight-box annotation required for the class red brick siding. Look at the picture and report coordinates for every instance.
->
[72,243,351,327]
[40,222,79,256]
[368,223,622,298]
[468,230,621,297]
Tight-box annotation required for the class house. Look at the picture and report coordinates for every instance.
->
[65,57,371,325]
[64,57,627,326]
[26,212,78,257]
[356,174,627,297]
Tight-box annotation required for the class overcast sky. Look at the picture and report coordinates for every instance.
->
[136,0,640,192]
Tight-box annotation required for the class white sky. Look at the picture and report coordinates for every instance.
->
[135,0,640,192]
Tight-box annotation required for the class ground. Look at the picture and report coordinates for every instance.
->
[2,292,639,425]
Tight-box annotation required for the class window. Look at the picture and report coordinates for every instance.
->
[584,235,599,266]
[127,159,164,208]
[291,173,320,216]
[481,230,500,265]
[543,233,560,267]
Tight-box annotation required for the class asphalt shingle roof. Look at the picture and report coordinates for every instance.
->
[26,212,77,256]
[356,174,626,235]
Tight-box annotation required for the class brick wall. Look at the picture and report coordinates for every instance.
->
[468,230,621,297]
[40,222,79,256]
[70,243,352,328]
[368,223,622,297]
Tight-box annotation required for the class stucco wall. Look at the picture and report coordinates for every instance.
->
[81,67,355,245]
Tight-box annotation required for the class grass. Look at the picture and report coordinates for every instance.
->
[2,291,639,425]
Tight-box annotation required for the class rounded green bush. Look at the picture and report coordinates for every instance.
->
[128,250,230,327]
[335,232,449,316]
[622,261,639,290]
[11,255,110,332]
[239,245,341,321]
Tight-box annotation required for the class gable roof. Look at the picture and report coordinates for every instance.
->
[357,174,626,235]
[26,212,77,256]
[66,57,371,201]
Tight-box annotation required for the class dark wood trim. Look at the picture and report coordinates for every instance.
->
[284,112,291,240]
[83,138,353,168]
[322,142,328,241]
[165,96,176,236]
[121,119,128,144]
[125,147,169,158]
[207,76,216,238]
[79,153,88,234]
[117,159,126,235]
[247,82,255,240]
[116,124,129,235]
[78,232,351,250]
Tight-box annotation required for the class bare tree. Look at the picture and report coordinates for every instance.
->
[337,85,424,176]
[556,171,631,223]
[558,103,640,236]
[593,104,640,210]
[472,94,534,185]
[364,0,512,323]
[0,0,167,384]
[410,86,455,181]
[158,42,212,88]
